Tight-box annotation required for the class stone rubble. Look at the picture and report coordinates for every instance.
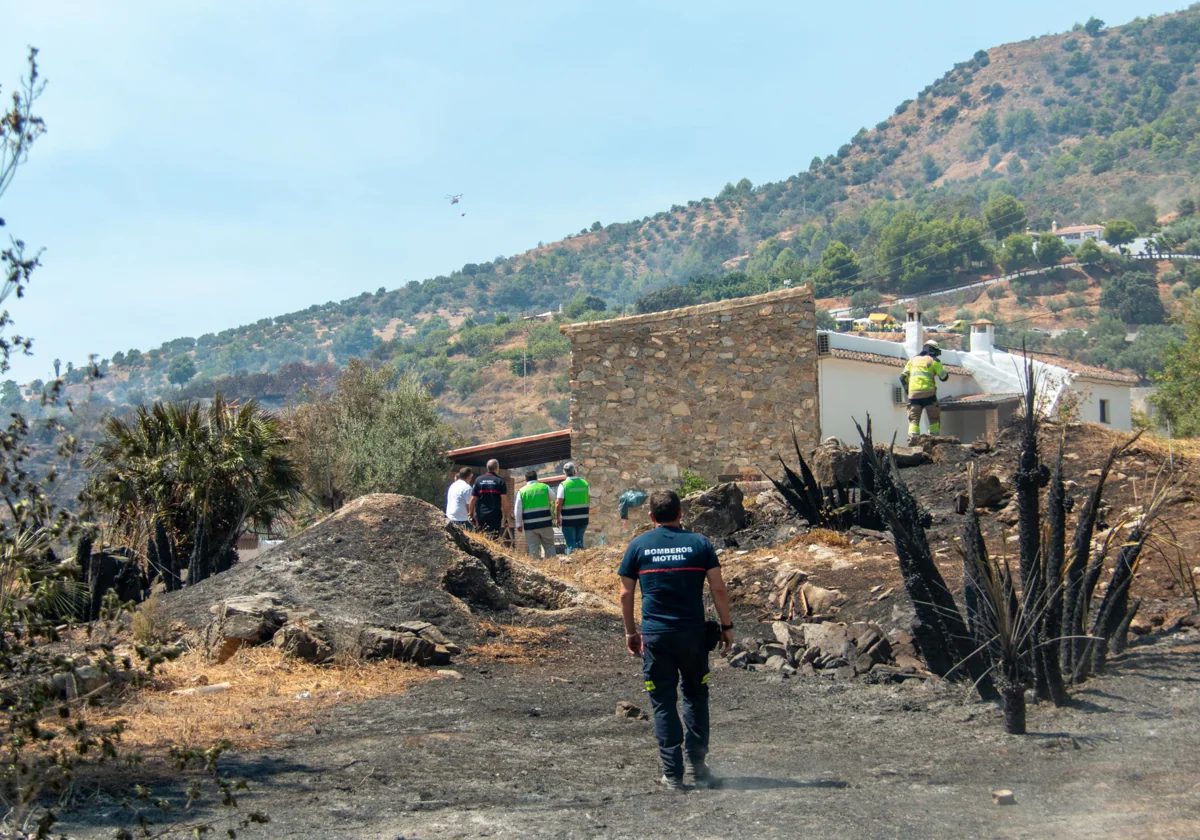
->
[205,592,460,667]
[725,619,927,683]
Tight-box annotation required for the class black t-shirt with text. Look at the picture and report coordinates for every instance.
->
[618,526,720,634]
[472,472,507,518]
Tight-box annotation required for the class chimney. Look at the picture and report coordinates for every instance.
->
[970,319,996,360]
[904,308,924,357]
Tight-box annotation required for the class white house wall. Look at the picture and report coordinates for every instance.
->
[818,357,978,444]
[1073,380,1133,430]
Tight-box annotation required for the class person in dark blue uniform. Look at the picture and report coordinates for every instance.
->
[618,490,734,790]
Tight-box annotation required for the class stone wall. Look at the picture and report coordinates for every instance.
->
[560,286,819,540]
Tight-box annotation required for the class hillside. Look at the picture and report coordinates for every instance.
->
[31,7,1200,441]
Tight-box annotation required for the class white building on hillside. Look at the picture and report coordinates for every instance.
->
[817,311,1137,444]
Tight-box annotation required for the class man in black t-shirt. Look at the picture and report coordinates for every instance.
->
[618,490,733,790]
[469,459,509,537]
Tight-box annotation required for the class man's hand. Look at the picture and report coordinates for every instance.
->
[516,525,524,533]
[625,631,643,656]
[719,628,734,654]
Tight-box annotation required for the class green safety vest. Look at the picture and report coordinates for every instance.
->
[560,477,590,527]
[904,355,947,398]
[519,481,553,530]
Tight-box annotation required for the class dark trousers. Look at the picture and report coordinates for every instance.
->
[642,631,710,779]
[561,523,586,552]
[477,511,503,537]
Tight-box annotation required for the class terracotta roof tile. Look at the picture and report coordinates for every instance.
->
[827,348,970,376]
[1020,352,1140,385]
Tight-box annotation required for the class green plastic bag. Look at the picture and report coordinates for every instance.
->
[617,489,647,520]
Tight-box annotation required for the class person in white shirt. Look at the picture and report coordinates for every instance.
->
[445,467,475,526]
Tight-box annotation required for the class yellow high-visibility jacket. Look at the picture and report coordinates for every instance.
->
[902,355,948,398]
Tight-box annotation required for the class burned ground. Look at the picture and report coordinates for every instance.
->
[49,424,1200,838]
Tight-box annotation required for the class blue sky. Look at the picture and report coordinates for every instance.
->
[0,0,1183,381]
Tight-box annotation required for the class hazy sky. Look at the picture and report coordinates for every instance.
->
[0,0,1183,381]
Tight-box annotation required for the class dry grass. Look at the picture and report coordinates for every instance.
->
[469,621,569,665]
[85,647,438,752]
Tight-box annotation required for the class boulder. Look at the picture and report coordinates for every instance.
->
[681,483,747,540]
[206,608,284,663]
[885,445,930,468]
[800,622,848,656]
[954,474,1009,513]
[211,593,287,625]
[771,621,804,647]
[763,655,789,672]
[810,442,860,487]
[273,625,333,663]
[356,626,451,666]
[930,444,972,466]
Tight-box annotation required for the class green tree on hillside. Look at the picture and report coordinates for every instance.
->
[635,284,699,314]
[977,110,1000,146]
[1150,298,1200,434]
[332,317,382,362]
[1084,16,1105,37]
[1076,238,1103,264]
[1100,271,1165,324]
[984,194,1027,239]
[1103,219,1139,253]
[286,360,454,510]
[998,233,1036,273]
[167,354,197,386]
[1037,233,1068,266]
[815,240,861,293]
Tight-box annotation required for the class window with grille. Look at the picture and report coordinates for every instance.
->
[892,385,906,405]
[817,333,830,356]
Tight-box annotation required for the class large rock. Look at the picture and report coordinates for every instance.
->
[800,622,848,656]
[681,483,747,540]
[810,442,860,487]
[273,624,333,663]
[885,445,930,468]
[930,444,973,466]
[356,626,452,666]
[954,474,1009,513]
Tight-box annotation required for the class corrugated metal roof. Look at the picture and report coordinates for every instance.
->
[447,429,572,468]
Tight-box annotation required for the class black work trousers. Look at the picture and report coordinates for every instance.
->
[642,630,710,779]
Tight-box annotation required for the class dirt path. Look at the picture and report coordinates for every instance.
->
[60,615,1200,839]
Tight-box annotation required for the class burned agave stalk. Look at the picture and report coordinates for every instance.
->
[959,537,1032,733]
[764,426,859,530]
[1013,355,1051,699]
[1061,431,1141,680]
[1039,434,1069,706]
[855,420,997,698]
[959,464,1002,702]
[1087,473,1176,676]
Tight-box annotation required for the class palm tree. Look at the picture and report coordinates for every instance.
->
[87,394,301,588]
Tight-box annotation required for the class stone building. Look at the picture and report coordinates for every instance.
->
[561,286,819,539]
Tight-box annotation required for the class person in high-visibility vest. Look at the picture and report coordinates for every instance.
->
[901,339,950,439]
[514,469,556,559]
[555,461,590,553]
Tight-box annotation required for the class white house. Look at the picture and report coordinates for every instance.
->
[1046,221,1107,246]
[817,312,1137,444]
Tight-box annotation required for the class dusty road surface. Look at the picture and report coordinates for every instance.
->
[61,616,1200,840]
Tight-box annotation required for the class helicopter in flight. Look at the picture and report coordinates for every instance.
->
[445,193,463,205]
